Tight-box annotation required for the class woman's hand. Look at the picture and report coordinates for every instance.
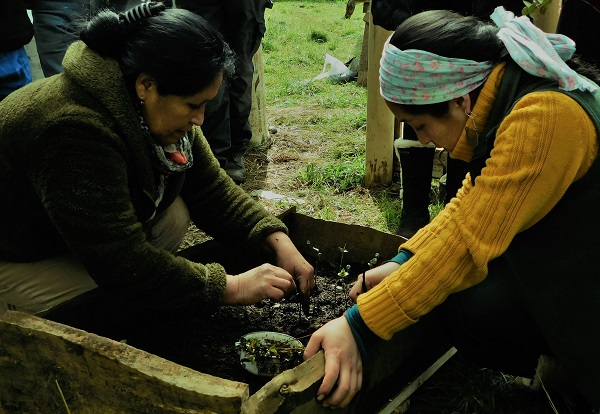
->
[265,231,315,297]
[304,316,363,408]
[222,263,296,305]
[348,261,401,302]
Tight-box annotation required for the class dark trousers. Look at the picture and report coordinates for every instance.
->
[176,0,271,164]
[435,256,552,378]
[434,253,600,407]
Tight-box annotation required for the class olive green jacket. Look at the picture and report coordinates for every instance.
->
[0,41,286,309]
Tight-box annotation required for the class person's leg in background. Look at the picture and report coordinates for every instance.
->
[30,0,128,77]
[177,0,271,184]
[220,0,271,183]
[31,0,92,77]
[175,1,233,172]
[0,0,34,100]
[0,48,32,101]
[443,156,469,204]
[395,125,435,238]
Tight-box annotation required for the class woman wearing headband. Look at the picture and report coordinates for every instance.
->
[0,3,314,341]
[305,7,600,409]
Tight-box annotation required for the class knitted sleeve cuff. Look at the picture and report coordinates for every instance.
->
[382,249,413,265]
[344,304,382,360]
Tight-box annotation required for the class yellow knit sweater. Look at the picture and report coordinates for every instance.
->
[358,63,599,339]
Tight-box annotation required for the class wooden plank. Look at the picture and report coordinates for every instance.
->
[0,311,249,414]
[376,347,458,414]
[242,352,326,414]
[364,11,394,186]
[284,212,407,266]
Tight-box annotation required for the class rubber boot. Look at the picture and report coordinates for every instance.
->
[397,145,435,238]
[444,156,470,204]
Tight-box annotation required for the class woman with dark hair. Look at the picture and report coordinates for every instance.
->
[371,0,525,239]
[305,7,600,409]
[0,3,314,340]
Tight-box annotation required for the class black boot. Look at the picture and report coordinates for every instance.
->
[397,145,435,238]
[444,156,470,205]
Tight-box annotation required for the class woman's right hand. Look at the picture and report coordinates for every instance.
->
[348,261,401,302]
[222,263,296,305]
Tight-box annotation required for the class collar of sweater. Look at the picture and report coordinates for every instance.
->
[62,41,160,197]
[63,41,135,117]
[450,62,506,162]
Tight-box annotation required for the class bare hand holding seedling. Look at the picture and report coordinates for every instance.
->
[222,263,296,305]
[265,231,316,298]
[349,261,401,302]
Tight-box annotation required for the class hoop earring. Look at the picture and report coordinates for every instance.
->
[465,110,479,146]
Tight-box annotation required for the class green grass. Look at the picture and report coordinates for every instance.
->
[264,1,367,108]
[256,1,408,232]
[298,156,365,192]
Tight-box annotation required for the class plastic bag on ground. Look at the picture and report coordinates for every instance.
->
[313,53,357,83]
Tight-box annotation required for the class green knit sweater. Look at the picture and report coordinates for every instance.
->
[0,41,287,310]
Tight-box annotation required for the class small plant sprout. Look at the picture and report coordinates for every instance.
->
[338,244,349,272]
[313,248,322,285]
[368,253,380,269]
[337,264,351,280]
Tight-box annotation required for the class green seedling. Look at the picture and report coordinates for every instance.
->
[368,252,380,269]
[238,337,304,366]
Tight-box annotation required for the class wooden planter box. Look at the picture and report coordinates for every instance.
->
[0,212,453,413]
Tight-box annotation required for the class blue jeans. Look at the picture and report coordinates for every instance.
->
[0,47,31,100]
[31,0,127,76]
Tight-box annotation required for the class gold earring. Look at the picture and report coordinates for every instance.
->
[465,111,479,146]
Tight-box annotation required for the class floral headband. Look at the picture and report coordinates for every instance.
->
[380,6,598,105]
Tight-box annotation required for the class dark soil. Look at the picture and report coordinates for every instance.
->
[147,261,355,391]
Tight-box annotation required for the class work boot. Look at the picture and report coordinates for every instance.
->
[224,154,247,184]
[397,145,435,239]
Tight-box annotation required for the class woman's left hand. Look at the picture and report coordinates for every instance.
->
[265,231,315,297]
[304,316,363,408]
[348,261,401,302]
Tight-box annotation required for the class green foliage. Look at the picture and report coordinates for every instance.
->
[238,337,304,366]
[522,0,553,16]
[298,156,364,192]
[310,30,329,43]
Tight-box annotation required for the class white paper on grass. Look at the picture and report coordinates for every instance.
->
[250,190,305,204]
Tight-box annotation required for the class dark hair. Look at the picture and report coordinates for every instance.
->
[390,9,600,117]
[79,3,236,97]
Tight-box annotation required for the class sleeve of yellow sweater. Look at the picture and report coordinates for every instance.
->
[357,91,599,339]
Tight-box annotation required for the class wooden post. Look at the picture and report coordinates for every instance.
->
[364,10,394,187]
[356,2,370,87]
[533,0,562,33]
[250,44,268,148]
